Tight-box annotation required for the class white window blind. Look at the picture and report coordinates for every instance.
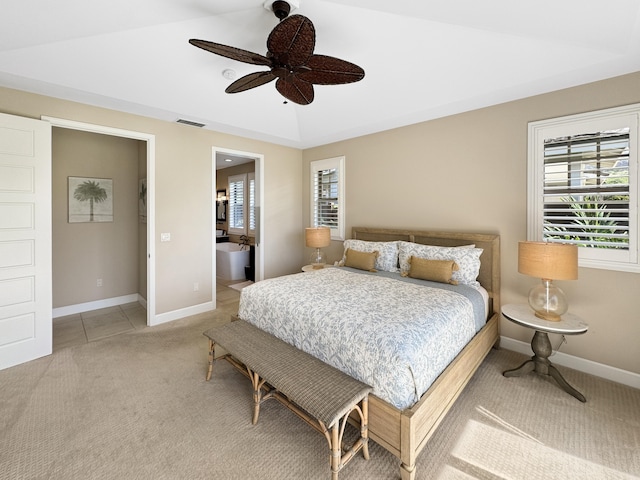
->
[228,174,245,235]
[248,173,255,233]
[314,168,338,227]
[310,156,345,240]
[528,104,639,272]
[542,130,630,249]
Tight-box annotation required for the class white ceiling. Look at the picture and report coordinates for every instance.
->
[1,0,639,149]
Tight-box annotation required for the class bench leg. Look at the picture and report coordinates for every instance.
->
[361,397,370,461]
[330,424,340,480]
[206,339,216,381]
[323,396,370,480]
[247,368,268,425]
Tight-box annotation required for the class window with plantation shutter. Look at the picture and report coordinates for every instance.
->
[310,156,345,240]
[228,174,245,235]
[228,173,255,236]
[248,173,255,234]
[528,104,639,272]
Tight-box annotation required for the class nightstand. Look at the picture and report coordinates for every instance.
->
[502,303,588,402]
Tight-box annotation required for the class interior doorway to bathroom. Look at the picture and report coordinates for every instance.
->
[212,147,264,301]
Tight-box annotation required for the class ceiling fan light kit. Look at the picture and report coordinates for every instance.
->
[189,1,364,105]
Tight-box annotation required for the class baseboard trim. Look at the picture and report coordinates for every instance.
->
[137,294,147,310]
[150,301,214,327]
[53,294,140,319]
[52,295,209,328]
[500,336,640,390]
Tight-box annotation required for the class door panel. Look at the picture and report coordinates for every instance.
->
[0,113,52,370]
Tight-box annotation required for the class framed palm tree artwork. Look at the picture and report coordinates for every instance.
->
[68,176,113,223]
[138,178,147,223]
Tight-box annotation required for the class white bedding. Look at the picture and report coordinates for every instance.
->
[237,267,487,410]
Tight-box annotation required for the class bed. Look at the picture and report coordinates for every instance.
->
[237,227,500,479]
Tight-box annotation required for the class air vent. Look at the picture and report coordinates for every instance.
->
[176,118,206,128]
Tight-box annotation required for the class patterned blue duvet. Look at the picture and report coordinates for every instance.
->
[237,267,486,410]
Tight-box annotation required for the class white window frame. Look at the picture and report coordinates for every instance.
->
[310,156,345,241]
[528,103,639,273]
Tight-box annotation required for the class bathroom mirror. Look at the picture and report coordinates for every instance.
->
[216,189,227,222]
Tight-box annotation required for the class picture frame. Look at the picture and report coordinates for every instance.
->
[68,176,113,223]
[216,189,227,222]
[139,178,147,223]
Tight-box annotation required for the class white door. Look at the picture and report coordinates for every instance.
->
[0,113,52,370]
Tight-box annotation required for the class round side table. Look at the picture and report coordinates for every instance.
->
[502,303,588,402]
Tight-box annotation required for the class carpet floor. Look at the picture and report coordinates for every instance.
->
[1,308,639,480]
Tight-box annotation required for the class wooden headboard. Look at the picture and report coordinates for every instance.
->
[352,227,501,317]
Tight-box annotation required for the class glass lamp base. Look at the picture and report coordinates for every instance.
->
[310,248,326,269]
[528,279,568,322]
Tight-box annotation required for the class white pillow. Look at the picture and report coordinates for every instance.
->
[341,240,399,272]
[398,241,483,286]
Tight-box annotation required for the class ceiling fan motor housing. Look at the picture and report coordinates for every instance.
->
[271,1,291,20]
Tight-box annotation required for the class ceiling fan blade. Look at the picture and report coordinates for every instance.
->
[189,39,271,66]
[225,71,277,94]
[298,55,365,85]
[276,77,314,105]
[267,15,315,67]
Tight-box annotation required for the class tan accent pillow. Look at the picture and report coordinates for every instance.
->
[344,248,378,272]
[404,256,459,284]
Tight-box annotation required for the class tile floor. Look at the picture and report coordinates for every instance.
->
[53,281,242,352]
[52,302,146,351]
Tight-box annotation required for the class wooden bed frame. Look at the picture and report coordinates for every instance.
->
[349,227,501,480]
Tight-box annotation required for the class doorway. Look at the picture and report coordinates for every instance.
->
[212,147,264,301]
[44,116,156,326]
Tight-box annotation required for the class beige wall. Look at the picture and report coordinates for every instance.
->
[303,71,640,375]
[2,71,638,375]
[0,86,303,316]
[52,128,141,307]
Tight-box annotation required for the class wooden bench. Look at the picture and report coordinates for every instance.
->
[203,320,372,479]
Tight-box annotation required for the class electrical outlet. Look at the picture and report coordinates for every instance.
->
[97,278,103,287]
[193,282,199,292]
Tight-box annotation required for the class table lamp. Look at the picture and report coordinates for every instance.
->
[305,227,331,269]
[518,241,578,321]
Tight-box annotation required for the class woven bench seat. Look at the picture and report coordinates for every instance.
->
[204,320,372,479]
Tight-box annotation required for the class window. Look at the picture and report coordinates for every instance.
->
[228,173,255,236]
[528,104,639,272]
[228,174,244,234]
[248,172,255,235]
[310,156,345,240]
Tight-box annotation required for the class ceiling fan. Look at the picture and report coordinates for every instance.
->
[189,0,365,105]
